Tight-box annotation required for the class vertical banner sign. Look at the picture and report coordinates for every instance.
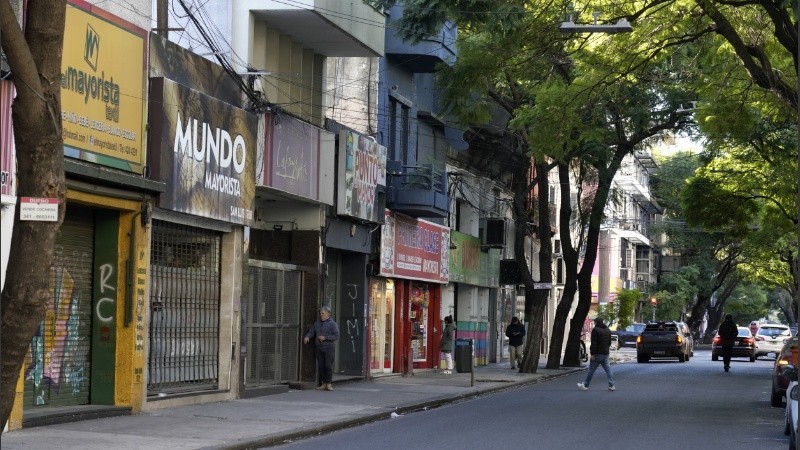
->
[380,211,449,283]
[336,130,387,222]
[151,78,256,225]
[61,2,147,173]
[0,80,15,198]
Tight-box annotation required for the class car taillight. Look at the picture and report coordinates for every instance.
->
[676,335,683,344]
[743,337,754,344]
[636,336,642,345]
[713,336,721,344]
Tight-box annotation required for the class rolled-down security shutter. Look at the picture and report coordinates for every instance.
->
[24,205,94,408]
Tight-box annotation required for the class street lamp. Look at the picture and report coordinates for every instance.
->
[649,297,657,322]
[559,12,633,34]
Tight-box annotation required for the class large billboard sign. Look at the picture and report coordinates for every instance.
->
[149,78,256,225]
[380,211,450,283]
[336,130,386,223]
[61,1,147,173]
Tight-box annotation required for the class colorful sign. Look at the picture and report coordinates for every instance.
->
[336,130,387,222]
[61,2,147,173]
[380,211,449,283]
[261,114,335,204]
[448,231,500,287]
[0,80,14,198]
[149,78,256,225]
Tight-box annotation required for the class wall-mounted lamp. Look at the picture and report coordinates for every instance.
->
[273,224,283,232]
[140,201,152,228]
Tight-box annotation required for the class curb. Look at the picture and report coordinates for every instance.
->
[212,367,582,450]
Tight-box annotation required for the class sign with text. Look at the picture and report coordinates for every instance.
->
[20,198,59,221]
[380,211,449,283]
[336,130,387,222]
[448,231,500,287]
[261,114,335,204]
[62,2,146,173]
[148,78,256,225]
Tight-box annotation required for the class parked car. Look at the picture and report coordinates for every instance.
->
[612,323,645,348]
[711,327,755,362]
[755,324,792,359]
[784,366,799,445]
[772,337,799,407]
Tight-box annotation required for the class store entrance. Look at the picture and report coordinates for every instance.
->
[369,279,394,374]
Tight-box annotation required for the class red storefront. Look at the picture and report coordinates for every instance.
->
[374,211,449,374]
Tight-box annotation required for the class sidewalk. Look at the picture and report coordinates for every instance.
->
[0,360,590,450]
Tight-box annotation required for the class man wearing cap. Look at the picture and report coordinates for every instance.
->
[577,317,615,391]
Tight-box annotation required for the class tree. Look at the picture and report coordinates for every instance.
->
[0,0,68,430]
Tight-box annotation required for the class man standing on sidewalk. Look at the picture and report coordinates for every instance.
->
[304,306,340,391]
[505,317,525,370]
[577,318,615,391]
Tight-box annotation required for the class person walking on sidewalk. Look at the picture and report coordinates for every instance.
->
[718,314,738,372]
[577,317,615,391]
[439,315,455,374]
[304,306,339,390]
[505,317,525,369]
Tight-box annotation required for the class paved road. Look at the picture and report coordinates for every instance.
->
[277,349,789,450]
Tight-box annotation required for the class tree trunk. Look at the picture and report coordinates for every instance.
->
[565,144,630,366]
[547,163,579,369]
[0,0,67,430]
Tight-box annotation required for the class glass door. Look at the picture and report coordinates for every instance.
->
[369,279,394,374]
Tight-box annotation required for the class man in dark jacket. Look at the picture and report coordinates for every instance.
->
[577,318,615,391]
[718,314,738,372]
[304,306,340,391]
[505,317,526,369]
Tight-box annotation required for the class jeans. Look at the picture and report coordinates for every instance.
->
[315,344,335,384]
[509,345,523,368]
[583,353,614,387]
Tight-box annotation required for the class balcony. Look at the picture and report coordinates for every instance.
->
[385,5,457,72]
[385,160,448,218]
[244,0,384,56]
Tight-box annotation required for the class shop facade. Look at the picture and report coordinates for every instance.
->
[248,112,334,388]
[145,33,255,406]
[377,211,449,373]
[9,1,155,429]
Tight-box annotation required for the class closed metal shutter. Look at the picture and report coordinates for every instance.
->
[24,205,94,408]
[245,263,300,386]
[148,220,221,395]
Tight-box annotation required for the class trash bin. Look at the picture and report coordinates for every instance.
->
[455,338,473,373]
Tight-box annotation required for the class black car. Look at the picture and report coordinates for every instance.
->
[711,327,755,362]
[612,323,645,347]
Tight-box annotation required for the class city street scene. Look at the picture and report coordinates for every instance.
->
[1,1,799,450]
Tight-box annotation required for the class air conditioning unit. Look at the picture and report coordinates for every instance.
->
[484,218,505,248]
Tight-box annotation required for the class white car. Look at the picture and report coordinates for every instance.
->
[755,324,792,359]
[785,380,797,448]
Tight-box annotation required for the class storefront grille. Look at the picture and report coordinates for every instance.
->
[148,220,221,395]
[246,264,301,385]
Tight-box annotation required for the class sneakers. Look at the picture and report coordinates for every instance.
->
[577,382,588,391]
[325,383,334,391]
[608,385,616,391]
[316,384,326,390]
[443,370,452,374]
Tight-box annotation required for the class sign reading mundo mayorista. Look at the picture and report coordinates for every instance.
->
[61,2,146,173]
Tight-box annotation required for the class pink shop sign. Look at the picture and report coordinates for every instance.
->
[380,210,450,283]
